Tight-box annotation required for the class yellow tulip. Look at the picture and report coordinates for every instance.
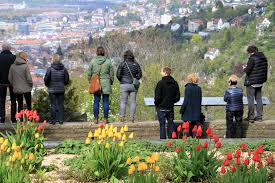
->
[85,137,91,145]
[35,144,39,150]
[28,164,32,171]
[151,153,160,162]
[126,157,132,165]
[12,142,17,150]
[105,124,109,130]
[94,131,99,138]
[122,134,126,141]
[119,141,124,147]
[109,124,114,131]
[113,127,117,133]
[6,147,11,153]
[97,140,102,145]
[3,139,8,146]
[35,133,40,138]
[124,125,129,132]
[29,153,35,161]
[14,146,21,152]
[154,166,160,172]
[25,154,29,159]
[128,132,134,139]
[14,151,19,159]
[0,137,4,144]
[98,128,102,134]
[128,164,135,175]
[138,162,148,172]
[108,132,114,138]
[120,127,125,133]
[117,132,122,140]
[88,131,93,138]
[20,142,24,148]
[21,159,25,164]
[105,142,111,149]
[9,156,12,162]
[11,156,16,162]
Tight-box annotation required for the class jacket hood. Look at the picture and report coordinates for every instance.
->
[51,62,64,70]
[185,83,198,87]
[14,57,26,65]
[252,52,266,60]
[1,50,12,54]
[162,76,177,84]
[95,56,107,65]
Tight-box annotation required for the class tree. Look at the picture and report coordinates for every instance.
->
[56,45,63,57]
[191,34,202,44]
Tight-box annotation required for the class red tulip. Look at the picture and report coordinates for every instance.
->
[35,115,40,122]
[172,132,177,139]
[252,150,261,162]
[230,166,237,173]
[202,141,208,149]
[268,155,273,165]
[196,145,201,151]
[213,135,219,143]
[220,166,226,174]
[215,141,222,148]
[37,125,44,132]
[227,152,233,160]
[192,125,197,133]
[182,121,190,130]
[235,158,241,165]
[166,141,173,148]
[235,150,241,158]
[258,145,264,154]
[99,123,105,129]
[224,159,230,166]
[196,126,202,137]
[183,135,188,141]
[240,144,246,151]
[176,147,181,153]
[28,115,33,120]
[206,127,213,137]
[177,125,182,133]
[15,112,22,119]
[244,158,250,166]
[42,120,47,125]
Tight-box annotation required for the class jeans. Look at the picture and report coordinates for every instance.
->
[226,110,243,138]
[120,84,137,120]
[94,94,109,119]
[246,86,263,119]
[0,85,16,123]
[157,108,176,139]
[50,93,65,123]
[16,92,32,113]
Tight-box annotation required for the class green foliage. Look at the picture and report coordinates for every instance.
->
[127,172,158,183]
[191,34,202,44]
[55,140,85,154]
[172,139,220,182]
[0,159,30,183]
[219,165,268,183]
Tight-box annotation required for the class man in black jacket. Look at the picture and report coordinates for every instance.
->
[154,67,180,139]
[44,54,69,125]
[244,45,268,122]
[0,43,16,123]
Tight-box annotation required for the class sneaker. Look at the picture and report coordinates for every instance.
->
[0,121,4,124]
[59,122,64,125]
[49,121,56,125]
[244,117,254,123]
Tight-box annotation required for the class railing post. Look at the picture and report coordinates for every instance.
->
[205,106,208,122]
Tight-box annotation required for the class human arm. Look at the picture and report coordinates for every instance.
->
[180,86,190,114]
[87,62,93,82]
[174,82,180,103]
[44,68,51,87]
[154,82,162,106]
[244,57,255,76]
[136,63,142,80]
[116,63,122,82]
[224,90,229,102]
[110,63,114,85]
[64,68,70,85]
[26,66,33,88]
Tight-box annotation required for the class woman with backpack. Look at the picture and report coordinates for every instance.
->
[116,50,142,123]
[88,47,114,124]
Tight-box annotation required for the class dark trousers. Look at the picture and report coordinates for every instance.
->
[93,94,109,119]
[0,85,16,123]
[246,86,263,119]
[157,108,176,139]
[226,110,243,138]
[16,92,32,113]
[50,93,65,123]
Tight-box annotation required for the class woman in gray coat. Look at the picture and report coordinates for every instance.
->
[9,52,33,112]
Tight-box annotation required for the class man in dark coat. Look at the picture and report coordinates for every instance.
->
[155,67,180,139]
[44,54,69,125]
[243,45,268,122]
[180,74,202,136]
[0,43,16,123]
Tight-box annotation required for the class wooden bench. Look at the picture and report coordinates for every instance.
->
[144,97,271,121]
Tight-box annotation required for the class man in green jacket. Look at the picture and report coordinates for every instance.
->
[88,47,114,124]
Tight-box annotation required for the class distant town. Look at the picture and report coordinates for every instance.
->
[0,0,269,88]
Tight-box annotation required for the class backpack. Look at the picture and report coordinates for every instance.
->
[89,65,102,94]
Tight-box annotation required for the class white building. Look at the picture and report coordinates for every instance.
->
[204,48,220,60]
[161,14,172,25]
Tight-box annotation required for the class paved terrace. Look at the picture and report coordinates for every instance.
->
[1,120,275,141]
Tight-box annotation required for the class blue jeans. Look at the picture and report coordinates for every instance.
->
[49,93,64,123]
[157,108,176,139]
[94,94,109,119]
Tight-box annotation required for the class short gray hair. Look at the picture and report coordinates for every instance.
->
[2,43,11,51]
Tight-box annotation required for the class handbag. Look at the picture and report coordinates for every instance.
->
[89,65,102,94]
[125,61,140,90]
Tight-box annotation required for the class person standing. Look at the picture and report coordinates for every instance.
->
[8,52,33,113]
[224,75,244,138]
[116,50,142,123]
[44,54,69,125]
[0,43,16,123]
[180,74,202,136]
[155,67,180,139]
[88,47,114,124]
[243,45,268,122]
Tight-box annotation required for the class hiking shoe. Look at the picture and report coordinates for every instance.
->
[59,121,64,125]
[255,117,263,122]
[49,121,56,125]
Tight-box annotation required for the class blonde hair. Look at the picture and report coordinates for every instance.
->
[18,52,27,60]
[228,74,238,82]
[53,54,61,63]
[187,73,199,84]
